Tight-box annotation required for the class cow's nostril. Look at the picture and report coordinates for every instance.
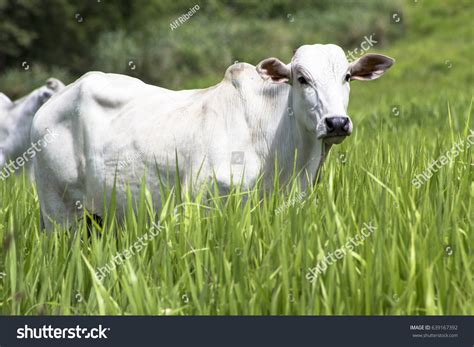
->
[324,116,351,136]
[342,118,350,132]
[325,118,335,132]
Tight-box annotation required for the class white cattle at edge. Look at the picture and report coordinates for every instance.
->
[32,44,394,229]
[0,78,65,178]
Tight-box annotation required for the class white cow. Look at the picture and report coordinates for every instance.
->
[0,78,65,179]
[32,44,394,229]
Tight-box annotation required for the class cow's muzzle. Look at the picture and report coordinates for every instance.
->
[318,115,352,144]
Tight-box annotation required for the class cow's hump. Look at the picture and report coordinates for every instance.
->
[223,63,263,89]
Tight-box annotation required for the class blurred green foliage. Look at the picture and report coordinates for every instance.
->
[0,0,472,100]
[0,0,405,97]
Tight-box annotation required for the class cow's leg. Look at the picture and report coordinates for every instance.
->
[39,207,45,230]
[36,185,82,231]
[33,130,84,231]
[86,214,104,237]
[0,148,5,169]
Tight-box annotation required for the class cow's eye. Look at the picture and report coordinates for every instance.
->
[345,73,351,82]
[297,76,308,85]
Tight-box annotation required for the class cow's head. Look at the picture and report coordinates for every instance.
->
[37,78,65,105]
[12,78,65,123]
[256,44,394,145]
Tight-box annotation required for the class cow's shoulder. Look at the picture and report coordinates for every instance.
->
[74,72,148,108]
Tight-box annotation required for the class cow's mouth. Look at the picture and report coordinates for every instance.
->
[322,134,349,145]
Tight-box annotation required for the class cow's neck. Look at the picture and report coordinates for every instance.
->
[248,84,325,188]
[11,91,40,124]
[9,93,39,146]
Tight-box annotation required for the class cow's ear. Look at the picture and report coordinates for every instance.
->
[46,78,63,91]
[349,54,394,81]
[256,58,291,83]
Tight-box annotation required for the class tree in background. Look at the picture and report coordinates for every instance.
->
[0,0,129,72]
[0,0,402,96]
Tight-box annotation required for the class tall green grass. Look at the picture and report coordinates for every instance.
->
[0,96,471,315]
